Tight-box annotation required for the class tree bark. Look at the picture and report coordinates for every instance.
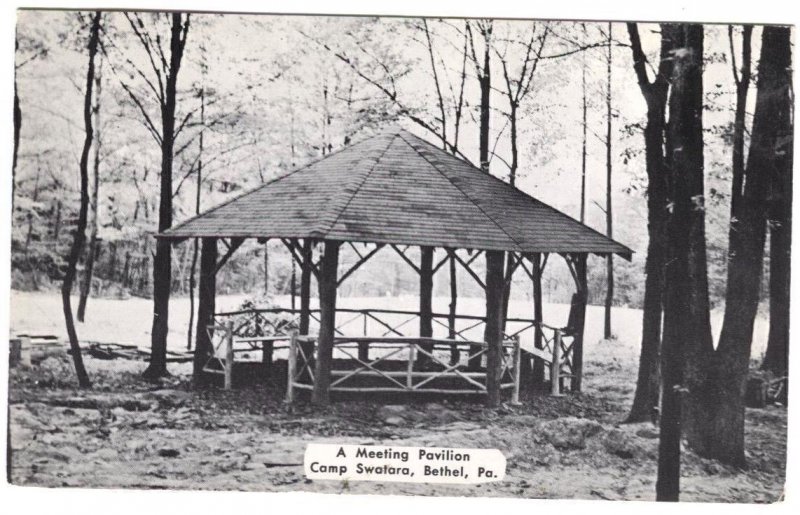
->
[626,23,675,423]
[312,241,340,406]
[12,42,21,212]
[604,22,614,341]
[145,13,189,379]
[686,25,792,466]
[188,84,205,350]
[62,11,101,389]
[484,250,505,407]
[448,252,459,364]
[763,31,793,378]
[78,59,102,323]
[658,23,711,501]
[531,253,545,386]
[193,237,217,383]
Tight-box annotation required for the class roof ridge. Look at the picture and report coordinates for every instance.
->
[396,131,524,252]
[400,130,633,256]
[317,131,400,239]
[163,133,381,237]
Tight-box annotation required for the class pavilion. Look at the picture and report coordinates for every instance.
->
[158,127,632,406]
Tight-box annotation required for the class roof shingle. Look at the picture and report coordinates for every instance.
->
[161,127,632,259]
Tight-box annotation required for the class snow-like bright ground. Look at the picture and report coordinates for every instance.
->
[9,290,770,364]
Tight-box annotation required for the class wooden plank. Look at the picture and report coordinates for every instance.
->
[311,241,340,406]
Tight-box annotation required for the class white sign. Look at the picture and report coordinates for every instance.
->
[304,443,507,484]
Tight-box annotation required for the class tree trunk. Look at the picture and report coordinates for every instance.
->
[626,23,675,423]
[145,14,188,380]
[531,253,545,386]
[312,241,340,406]
[478,24,492,173]
[193,237,217,383]
[62,11,101,389]
[78,60,102,323]
[13,48,21,212]
[686,25,792,466]
[484,250,505,407]
[658,23,711,501]
[187,84,204,350]
[571,255,588,392]
[763,30,792,378]
[604,22,614,341]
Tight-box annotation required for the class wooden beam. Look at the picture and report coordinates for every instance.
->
[338,243,384,286]
[214,237,244,274]
[391,244,420,274]
[451,250,486,290]
[311,241,340,406]
[431,252,450,275]
[282,238,320,278]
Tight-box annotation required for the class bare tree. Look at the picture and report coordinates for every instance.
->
[625,23,677,423]
[110,12,190,379]
[77,56,103,322]
[658,23,708,501]
[62,11,102,389]
[685,25,792,467]
[604,22,614,340]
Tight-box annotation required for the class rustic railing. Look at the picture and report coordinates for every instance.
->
[285,334,521,402]
[212,307,577,394]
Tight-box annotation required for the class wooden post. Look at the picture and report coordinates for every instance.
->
[224,321,234,390]
[407,342,416,389]
[448,252,459,364]
[571,254,588,392]
[299,239,315,376]
[311,241,340,406]
[193,238,217,383]
[418,246,434,366]
[286,330,297,403]
[531,253,545,387]
[358,313,369,361]
[551,328,562,396]
[19,335,32,367]
[484,250,506,407]
[299,239,312,333]
[512,336,521,404]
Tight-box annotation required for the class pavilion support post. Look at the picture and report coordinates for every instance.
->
[448,252,459,364]
[531,253,545,387]
[571,254,588,392]
[193,237,217,384]
[418,246,434,367]
[312,241,340,406]
[484,250,506,407]
[299,239,315,373]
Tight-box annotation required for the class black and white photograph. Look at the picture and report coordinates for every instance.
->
[3,0,795,508]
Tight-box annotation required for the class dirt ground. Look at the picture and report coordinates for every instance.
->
[7,352,786,502]
[7,291,785,502]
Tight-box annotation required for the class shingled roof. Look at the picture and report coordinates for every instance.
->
[161,127,632,259]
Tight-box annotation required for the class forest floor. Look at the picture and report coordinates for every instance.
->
[6,291,785,502]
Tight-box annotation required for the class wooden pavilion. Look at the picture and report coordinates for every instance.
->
[158,127,632,406]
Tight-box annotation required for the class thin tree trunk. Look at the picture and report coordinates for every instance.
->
[188,84,205,350]
[78,58,102,322]
[145,13,189,379]
[62,11,101,389]
[686,25,791,467]
[658,23,711,501]
[13,41,21,212]
[604,22,614,341]
[625,22,675,423]
[580,52,587,223]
